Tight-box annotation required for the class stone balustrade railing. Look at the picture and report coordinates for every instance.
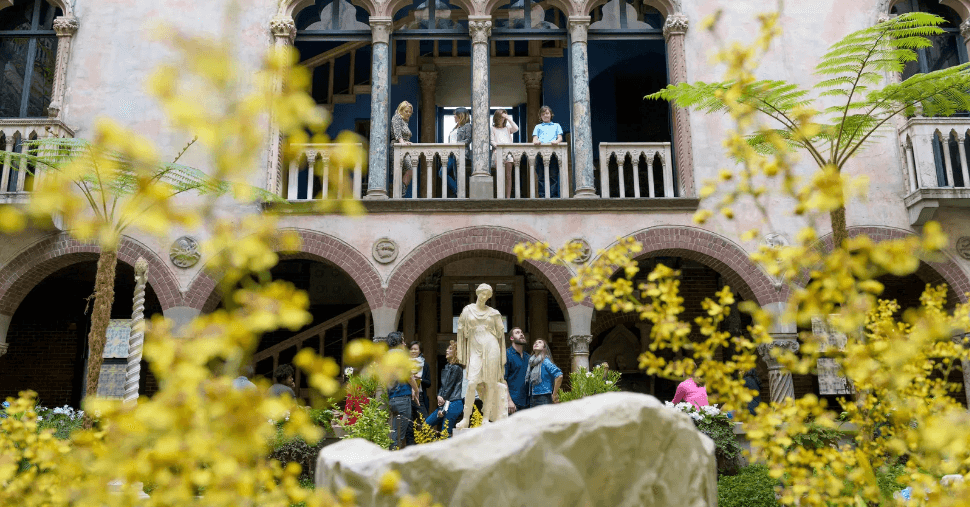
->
[392,143,468,199]
[0,119,74,199]
[598,142,674,198]
[493,143,569,199]
[285,143,364,201]
[899,117,970,191]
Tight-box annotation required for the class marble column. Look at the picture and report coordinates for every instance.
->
[366,18,393,199]
[567,17,596,198]
[568,335,593,372]
[523,70,543,142]
[757,335,800,402]
[468,17,494,199]
[267,16,296,197]
[47,15,78,119]
[0,313,10,358]
[528,288,548,343]
[124,258,148,406]
[419,68,438,144]
[962,19,970,64]
[663,14,695,197]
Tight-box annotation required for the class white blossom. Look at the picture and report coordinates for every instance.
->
[605,380,613,385]
[344,367,354,377]
[585,372,593,378]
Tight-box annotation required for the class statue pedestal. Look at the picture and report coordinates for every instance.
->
[469,174,494,199]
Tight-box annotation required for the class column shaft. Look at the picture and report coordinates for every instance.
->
[469,17,494,198]
[418,290,438,400]
[528,289,548,344]
[419,69,438,144]
[663,15,694,197]
[366,18,393,199]
[523,70,543,142]
[48,16,78,119]
[757,336,800,402]
[568,17,595,198]
[267,16,296,197]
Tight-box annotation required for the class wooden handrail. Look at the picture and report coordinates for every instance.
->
[252,303,370,363]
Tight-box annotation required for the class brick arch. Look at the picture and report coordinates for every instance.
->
[0,233,182,315]
[383,226,584,313]
[184,229,384,313]
[808,226,970,303]
[600,226,782,306]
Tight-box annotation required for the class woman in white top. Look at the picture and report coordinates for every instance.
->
[490,109,519,198]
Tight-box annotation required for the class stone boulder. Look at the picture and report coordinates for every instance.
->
[316,392,717,507]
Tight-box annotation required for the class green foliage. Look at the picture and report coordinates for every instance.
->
[557,365,621,403]
[268,406,340,481]
[717,465,780,507]
[645,13,970,168]
[338,394,392,450]
[344,368,380,399]
[789,421,843,451]
[666,401,743,475]
[875,464,907,501]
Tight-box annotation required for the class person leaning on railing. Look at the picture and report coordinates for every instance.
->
[391,101,415,197]
[490,109,519,198]
[531,105,563,198]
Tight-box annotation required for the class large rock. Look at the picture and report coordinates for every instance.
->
[316,392,717,507]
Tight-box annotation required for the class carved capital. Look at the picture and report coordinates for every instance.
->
[567,16,590,44]
[962,18,970,43]
[418,70,438,92]
[47,101,61,118]
[568,335,593,355]
[53,16,78,37]
[0,342,7,357]
[523,70,543,90]
[468,18,492,45]
[663,14,689,40]
[269,16,296,43]
[757,336,799,368]
[370,17,393,45]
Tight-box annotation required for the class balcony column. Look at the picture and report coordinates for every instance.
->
[663,14,695,197]
[419,68,438,144]
[568,335,593,373]
[366,18,394,199]
[523,69,543,139]
[0,313,10,359]
[757,305,799,401]
[567,17,596,198]
[962,19,970,62]
[47,15,78,119]
[266,16,296,197]
[469,17,494,199]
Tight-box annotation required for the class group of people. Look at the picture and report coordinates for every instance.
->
[390,103,564,199]
[384,326,563,450]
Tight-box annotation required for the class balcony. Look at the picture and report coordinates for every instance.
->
[0,119,74,205]
[270,140,698,212]
[899,117,970,225]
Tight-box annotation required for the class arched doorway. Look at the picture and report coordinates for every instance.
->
[0,260,163,407]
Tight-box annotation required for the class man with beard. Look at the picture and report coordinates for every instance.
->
[504,327,530,414]
[527,339,563,407]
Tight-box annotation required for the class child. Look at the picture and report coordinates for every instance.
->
[531,105,564,198]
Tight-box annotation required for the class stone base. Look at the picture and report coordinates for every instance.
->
[469,174,494,199]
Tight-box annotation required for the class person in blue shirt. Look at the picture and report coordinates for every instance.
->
[504,327,531,414]
[526,339,563,407]
[386,332,418,449]
[531,105,564,198]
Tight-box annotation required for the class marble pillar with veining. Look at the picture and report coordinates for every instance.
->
[366,18,393,199]
[757,337,800,402]
[663,14,694,197]
[469,17,494,198]
[267,16,296,197]
[568,17,596,198]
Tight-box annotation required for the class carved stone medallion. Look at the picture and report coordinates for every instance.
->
[372,237,399,264]
[957,236,970,260]
[762,232,789,248]
[170,236,201,269]
[568,238,592,264]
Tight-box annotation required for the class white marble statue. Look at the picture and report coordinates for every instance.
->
[455,283,508,428]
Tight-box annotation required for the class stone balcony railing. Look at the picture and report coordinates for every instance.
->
[392,143,468,199]
[0,119,74,204]
[493,143,570,199]
[284,143,364,201]
[598,142,674,198]
[899,117,970,225]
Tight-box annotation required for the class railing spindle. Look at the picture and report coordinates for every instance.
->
[633,156,641,198]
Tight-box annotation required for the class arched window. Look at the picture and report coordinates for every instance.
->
[0,0,62,118]
[891,0,967,79]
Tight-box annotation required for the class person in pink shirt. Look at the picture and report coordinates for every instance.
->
[671,360,709,408]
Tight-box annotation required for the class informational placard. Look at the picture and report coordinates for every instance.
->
[97,319,132,399]
[812,316,854,396]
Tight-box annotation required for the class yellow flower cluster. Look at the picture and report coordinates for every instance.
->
[413,419,449,444]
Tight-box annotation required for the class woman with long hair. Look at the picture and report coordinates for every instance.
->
[441,107,471,198]
[526,339,563,407]
[490,109,519,198]
[391,101,415,197]
[423,340,465,436]
[409,340,431,416]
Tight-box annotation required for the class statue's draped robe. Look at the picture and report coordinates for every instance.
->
[456,304,506,386]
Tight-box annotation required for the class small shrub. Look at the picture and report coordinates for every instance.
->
[558,365,621,403]
[718,465,780,507]
[470,404,483,428]
[413,419,448,444]
[665,401,743,475]
[338,394,392,450]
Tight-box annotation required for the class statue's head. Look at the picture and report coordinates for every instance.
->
[475,283,493,300]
